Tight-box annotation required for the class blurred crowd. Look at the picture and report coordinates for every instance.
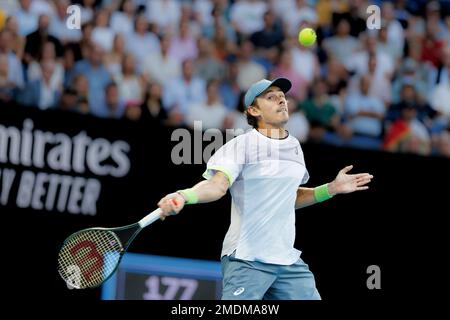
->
[1,0,450,157]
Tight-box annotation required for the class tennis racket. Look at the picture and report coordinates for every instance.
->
[58,208,162,289]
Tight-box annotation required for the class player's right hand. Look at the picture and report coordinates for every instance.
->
[157,192,186,220]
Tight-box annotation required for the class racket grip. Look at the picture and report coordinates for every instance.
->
[138,208,163,228]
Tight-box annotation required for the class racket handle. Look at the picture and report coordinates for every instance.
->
[138,208,163,228]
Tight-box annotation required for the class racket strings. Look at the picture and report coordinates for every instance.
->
[58,229,123,288]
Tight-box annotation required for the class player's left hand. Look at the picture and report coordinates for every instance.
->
[328,165,373,195]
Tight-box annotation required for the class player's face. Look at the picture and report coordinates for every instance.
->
[250,86,289,128]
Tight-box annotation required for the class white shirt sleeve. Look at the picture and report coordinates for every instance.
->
[202,136,245,186]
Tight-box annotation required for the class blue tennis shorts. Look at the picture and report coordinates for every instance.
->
[221,253,321,300]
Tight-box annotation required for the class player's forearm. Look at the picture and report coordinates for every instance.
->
[295,183,336,209]
[295,187,317,209]
[189,179,228,203]
[159,172,230,218]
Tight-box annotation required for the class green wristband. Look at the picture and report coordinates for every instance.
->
[177,188,198,205]
[314,184,333,203]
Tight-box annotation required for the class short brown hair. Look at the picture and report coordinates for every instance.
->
[245,99,259,129]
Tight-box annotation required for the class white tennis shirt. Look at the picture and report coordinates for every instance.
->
[203,129,309,265]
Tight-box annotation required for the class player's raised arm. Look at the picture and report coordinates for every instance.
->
[295,165,373,209]
[157,171,230,219]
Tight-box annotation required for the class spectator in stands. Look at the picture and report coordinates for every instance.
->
[163,59,206,117]
[391,57,429,104]
[114,53,144,104]
[59,87,81,113]
[250,9,284,55]
[285,96,309,143]
[376,25,402,66]
[80,0,97,25]
[110,0,136,36]
[71,43,111,117]
[322,18,358,68]
[142,34,181,85]
[62,44,78,88]
[193,37,225,82]
[387,83,436,133]
[192,0,214,30]
[269,0,296,20]
[178,2,203,39]
[420,19,446,69]
[49,0,82,44]
[430,73,450,130]
[323,56,348,114]
[186,79,228,130]
[203,3,236,44]
[4,16,25,60]
[433,47,450,85]
[0,53,16,103]
[298,77,347,142]
[392,0,409,27]
[97,82,126,119]
[388,82,446,155]
[14,0,38,37]
[314,0,349,38]
[24,14,63,65]
[283,0,317,37]
[424,1,447,40]
[103,33,126,79]
[333,1,366,38]
[140,82,169,125]
[27,0,55,18]
[290,31,320,84]
[124,100,142,121]
[210,21,238,61]
[349,54,391,107]
[344,75,385,148]
[403,37,428,77]
[18,61,61,110]
[224,91,252,132]
[230,0,267,39]
[383,100,432,156]
[407,1,447,43]
[272,49,307,101]
[72,74,89,105]
[78,22,94,60]
[219,58,242,111]
[169,19,199,63]
[0,29,24,90]
[347,33,395,81]
[145,0,181,35]
[236,40,267,91]
[91,9,114,52]
[381,1,405,61]
[126,14,160,67]
[28,41,64,92]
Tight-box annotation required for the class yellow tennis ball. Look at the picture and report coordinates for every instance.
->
[298,28,317,46]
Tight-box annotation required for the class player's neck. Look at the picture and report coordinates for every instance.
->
[256,124,288,139]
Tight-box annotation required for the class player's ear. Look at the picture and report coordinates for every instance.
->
[247,105,261,117]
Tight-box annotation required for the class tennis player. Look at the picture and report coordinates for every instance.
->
[157,77,373,300]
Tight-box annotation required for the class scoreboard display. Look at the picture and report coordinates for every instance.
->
[101,253,222,300]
